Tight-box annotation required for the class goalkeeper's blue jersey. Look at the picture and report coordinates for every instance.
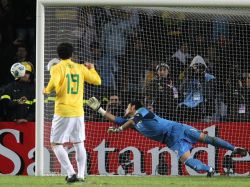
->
[115,107,199,147]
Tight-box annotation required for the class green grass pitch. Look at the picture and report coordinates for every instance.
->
[0,176,249,187]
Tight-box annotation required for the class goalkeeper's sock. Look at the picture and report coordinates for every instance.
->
[53,145,75,177]
[203,135,234,151]
[185,157,210,172]
[74,142,86,179]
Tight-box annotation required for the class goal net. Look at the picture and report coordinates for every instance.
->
[41,5,250,176]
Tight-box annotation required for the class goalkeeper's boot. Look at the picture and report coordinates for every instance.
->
[207,168,215,178]
[66,174,78,184]
[232,147,248,156]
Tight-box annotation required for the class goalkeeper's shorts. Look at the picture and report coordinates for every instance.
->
[50,114,85,144]
[169,124,201,158]
[170,139,193,159]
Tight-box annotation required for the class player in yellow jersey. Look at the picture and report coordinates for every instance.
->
[44,42,101,184]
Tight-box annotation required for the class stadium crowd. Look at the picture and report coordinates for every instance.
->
[0,4,249,123]
[81,7,250,123]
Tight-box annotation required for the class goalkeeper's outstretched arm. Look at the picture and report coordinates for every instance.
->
[102,110,116,123]
[87,96,116,122]
[87,97,135,133]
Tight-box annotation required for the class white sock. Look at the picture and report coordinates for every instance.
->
[74,142,86,179]
[53,145,75,177]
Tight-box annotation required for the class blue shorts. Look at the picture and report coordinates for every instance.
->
[170,139,193,159]
[169,124,202,158]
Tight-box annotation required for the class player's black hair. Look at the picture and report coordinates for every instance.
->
[128,100,144,110]
[57,42,74,59]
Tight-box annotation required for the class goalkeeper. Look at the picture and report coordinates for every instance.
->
[87,97,248,177]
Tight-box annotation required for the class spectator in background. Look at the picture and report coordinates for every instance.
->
[168,56,187,86]
[212,17,229,41]
[203,45,219,73]
[0,61,35,123]
[224,72,250,122]
[101,8,139,59]
[193,32,208,57]
[119,30,147,92]
[172,41,191,66]
[14,43,30,62]
[12,0,36,60]
[106,93,124,117]
[100,8,139,89]
[80,41,106,122]
[177,55,216,122]
[170,41,192,85]
[89,41,116,92]
[75,7,97,62]
[143,60,158,91]
[145,63,178,120]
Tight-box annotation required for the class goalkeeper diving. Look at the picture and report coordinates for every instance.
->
[87,97,248,177]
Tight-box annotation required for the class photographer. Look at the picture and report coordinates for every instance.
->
[145,63,178,119]
[224,72,250,122]
[177,55,216,122]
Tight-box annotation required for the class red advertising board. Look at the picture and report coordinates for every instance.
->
[0,122,249,175]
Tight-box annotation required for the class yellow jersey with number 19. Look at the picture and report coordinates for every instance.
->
[44,59,101,117]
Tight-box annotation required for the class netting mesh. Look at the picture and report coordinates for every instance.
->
[44,6,250,176]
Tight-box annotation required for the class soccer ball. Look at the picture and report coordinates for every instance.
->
[10,63,26,79]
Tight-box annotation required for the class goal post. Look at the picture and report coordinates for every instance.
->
[36,0,250,7]
[36,0,250,176]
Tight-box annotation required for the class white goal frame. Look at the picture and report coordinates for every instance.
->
[36,0,250,176]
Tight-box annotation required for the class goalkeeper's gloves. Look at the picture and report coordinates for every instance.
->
[87,97,106,116]
[107,126,123,133]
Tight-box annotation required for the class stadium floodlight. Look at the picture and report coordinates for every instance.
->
[36,0,250,176]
